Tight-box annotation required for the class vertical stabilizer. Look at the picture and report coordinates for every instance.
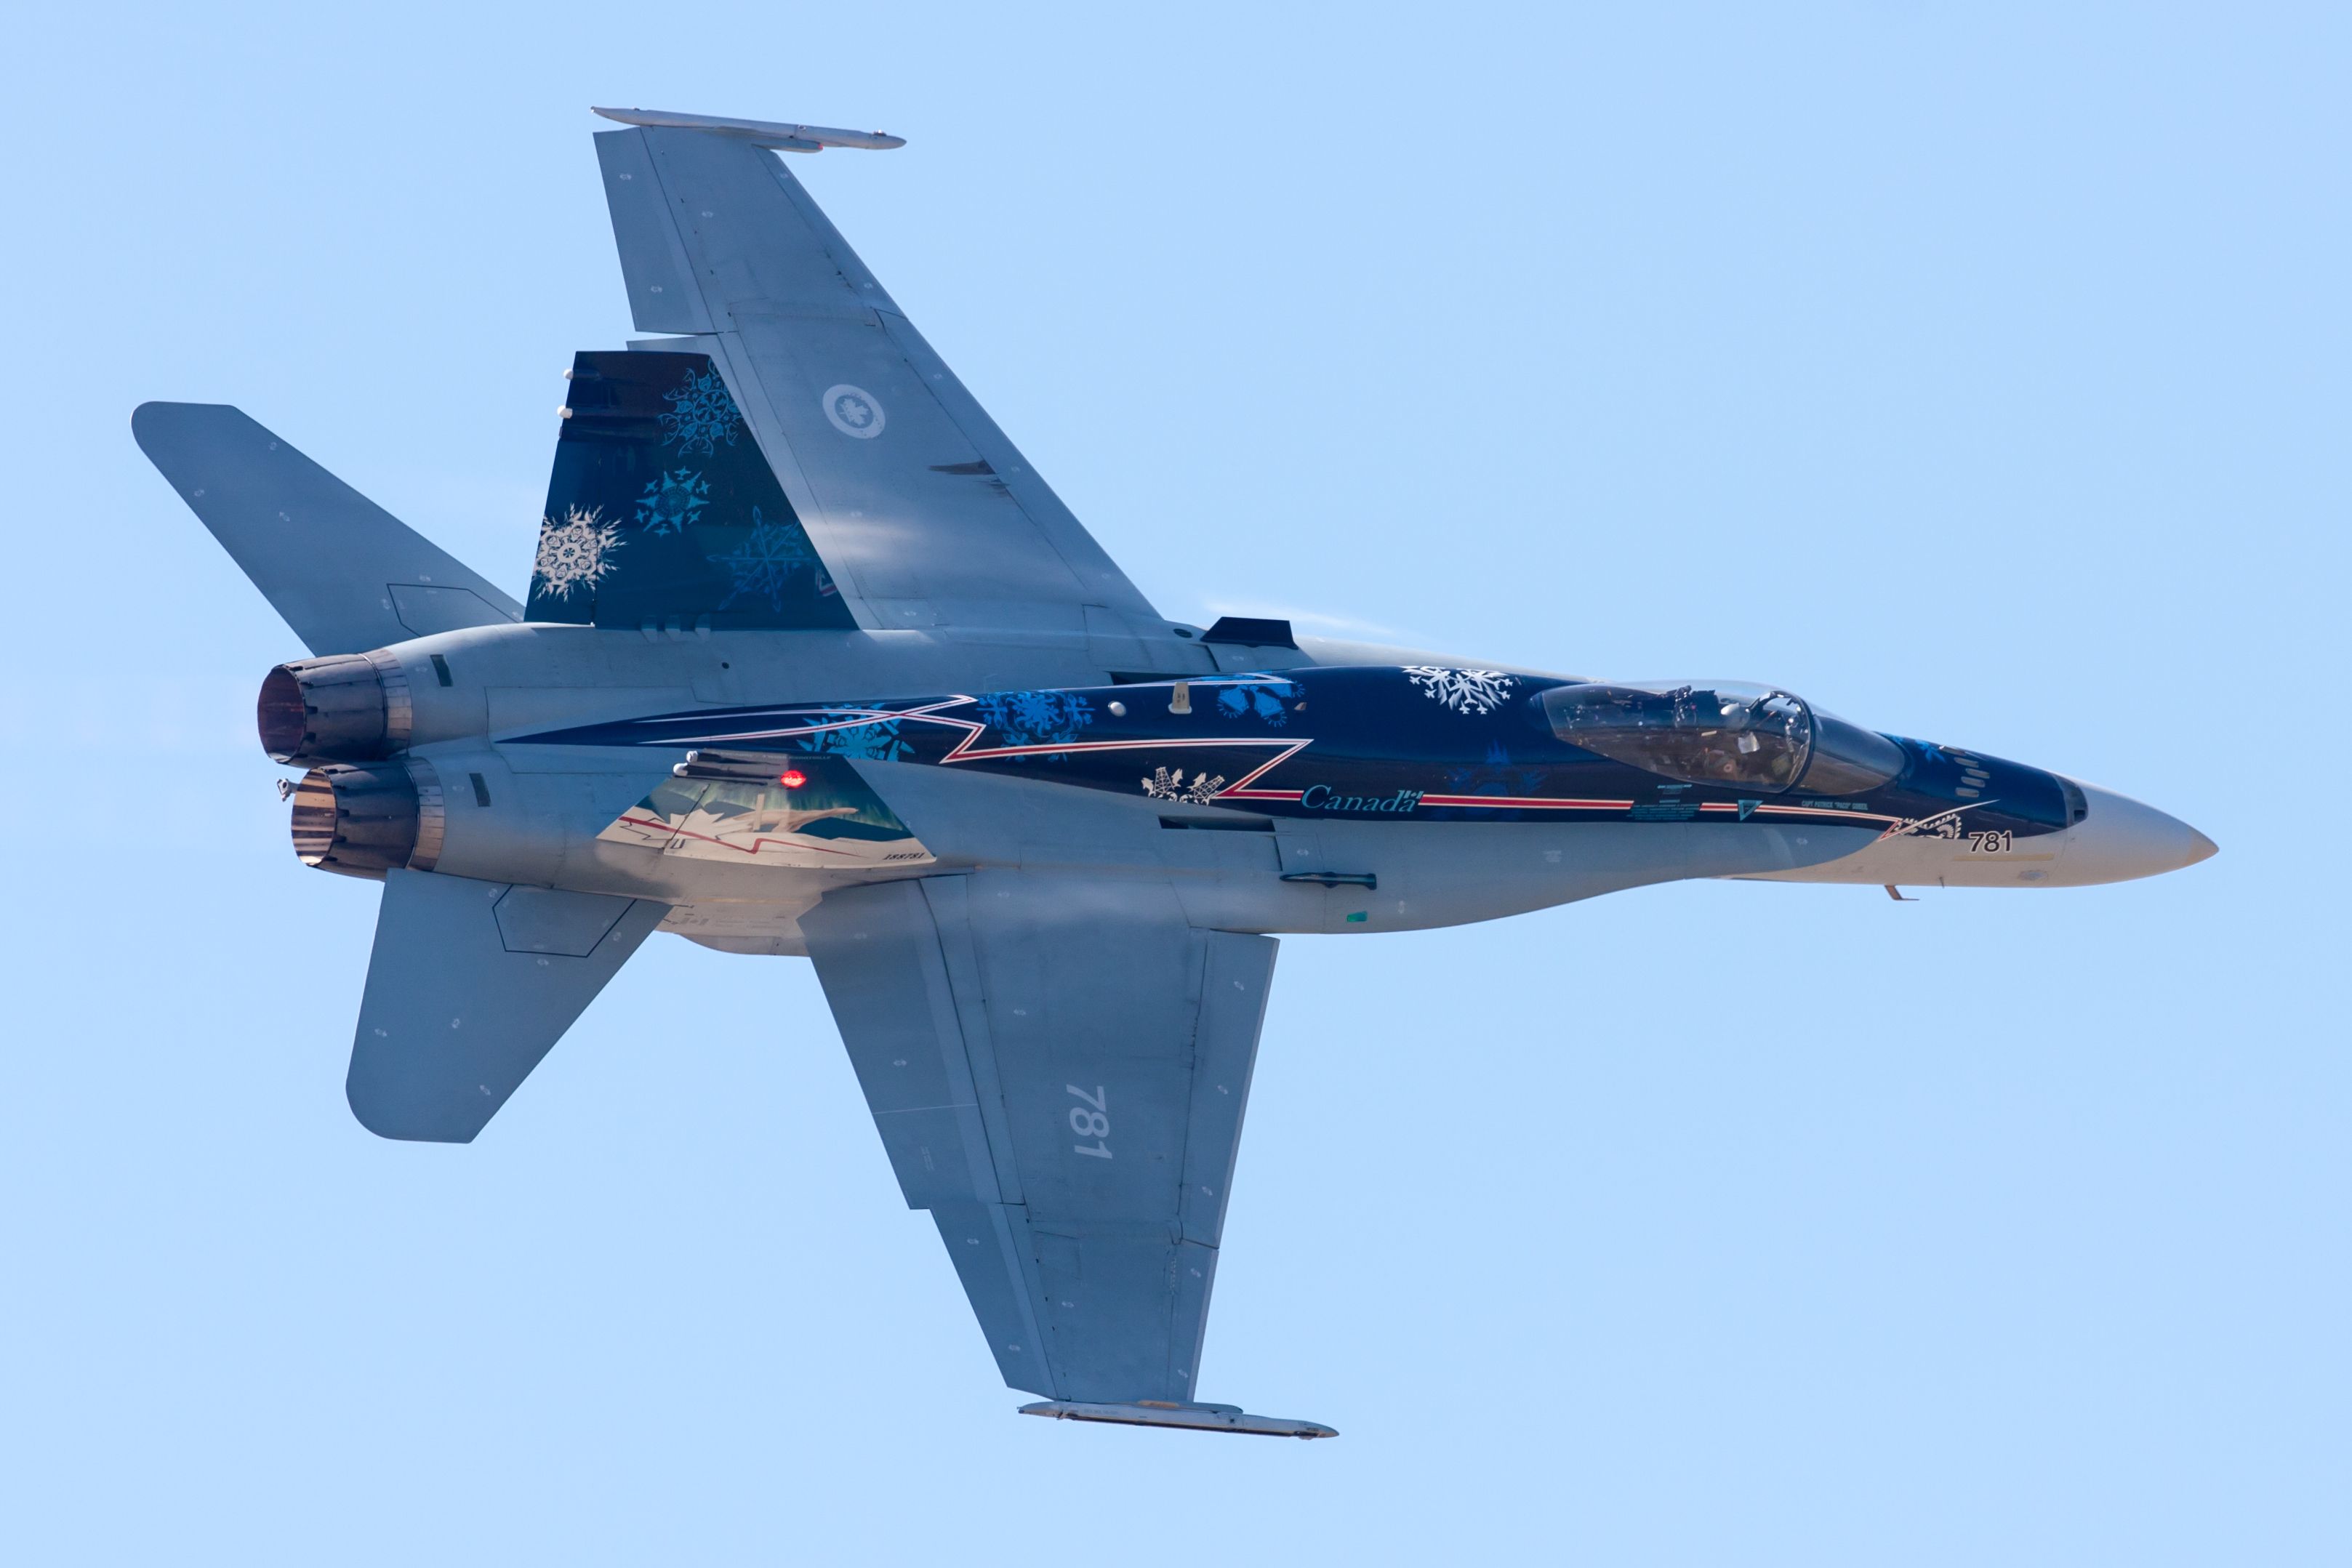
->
[526,350,855,631]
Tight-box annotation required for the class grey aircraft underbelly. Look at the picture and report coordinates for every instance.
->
[132,107,2215,1441]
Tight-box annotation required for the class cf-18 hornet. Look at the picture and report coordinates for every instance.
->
[135,108,2215,1439]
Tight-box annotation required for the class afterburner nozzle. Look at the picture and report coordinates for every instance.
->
[257,651,412,765]
[288,761,443,879]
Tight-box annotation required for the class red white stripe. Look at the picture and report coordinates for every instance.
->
[1414,795,1633,810]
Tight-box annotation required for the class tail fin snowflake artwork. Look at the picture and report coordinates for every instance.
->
[659,366,743,456]
[636,469,710,535]
[531,505,622,599]
[707,508,814,611]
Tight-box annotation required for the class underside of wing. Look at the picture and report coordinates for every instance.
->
[803,872,1309,1425]
[587,123,1171,640]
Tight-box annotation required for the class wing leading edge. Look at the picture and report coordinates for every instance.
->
[803,872,1323,1429]
[592,122,1171,640]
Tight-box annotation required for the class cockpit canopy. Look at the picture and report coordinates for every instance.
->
[1538,680,1905,795]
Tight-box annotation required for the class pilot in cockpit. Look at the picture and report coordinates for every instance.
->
[1541,681,1903,796]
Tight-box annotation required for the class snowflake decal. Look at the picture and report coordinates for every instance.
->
[974,688,1095,757]
[635,468,710,535]
[705,507,813,610]
[659,368,742,456]
[1403,667,1519,715]
[1216,680,1300,728]
[800,712,912,762]
[531,505,622,599]
[1142,766,1227,804]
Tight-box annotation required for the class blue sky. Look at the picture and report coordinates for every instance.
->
[4,4,2344,1562]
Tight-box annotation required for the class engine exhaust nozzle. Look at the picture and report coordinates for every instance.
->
[257,651,412,765]
[288,761,443,879]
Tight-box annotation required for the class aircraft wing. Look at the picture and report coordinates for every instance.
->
[801,872,1285,1415]
[592,124,1168,638]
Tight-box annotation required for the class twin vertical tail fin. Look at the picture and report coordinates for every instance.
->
[529,350,853,632]
[134,358,854,655]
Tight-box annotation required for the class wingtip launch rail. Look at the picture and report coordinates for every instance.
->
[1020,1402,1339,1440]
[590,105,906,152]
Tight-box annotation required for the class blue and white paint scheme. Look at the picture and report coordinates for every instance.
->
[129,107,2211,1442]
[519,666,2199,898]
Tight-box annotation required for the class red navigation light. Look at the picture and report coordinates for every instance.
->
[777,768,807,789]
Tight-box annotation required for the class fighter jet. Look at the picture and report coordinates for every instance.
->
[133,108,2215,1440]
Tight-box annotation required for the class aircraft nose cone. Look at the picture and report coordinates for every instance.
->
[2059,779,2217,884]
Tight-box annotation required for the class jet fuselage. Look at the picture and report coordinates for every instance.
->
[273,622,2213,954]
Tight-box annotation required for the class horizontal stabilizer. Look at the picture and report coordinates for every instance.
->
[1019,1402,1337,1439]
[132,402,521,656]
[348,869,666,1143]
